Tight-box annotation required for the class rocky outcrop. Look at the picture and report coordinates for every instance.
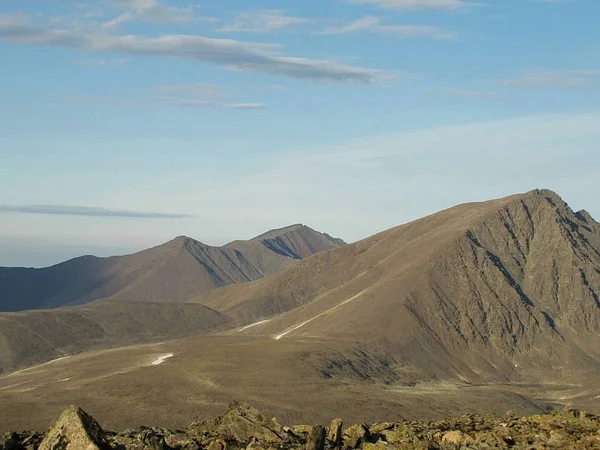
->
[326,420,342,448]
[37,406,109,450]
[3,403,600,450]
[186,402,287,445]
[1,432,44,450]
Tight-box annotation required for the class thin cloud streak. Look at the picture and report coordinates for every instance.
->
[346,0,472,11]
[435,88,505,99]
[321,16,455,39]
[502,70,600,88]
[225,103,266,109]
[103,0,200,28]
[80,58,127,67]
[219,10,311,33]
[0,205,193,219]
[153,84,266,109]
[0,15,383,84]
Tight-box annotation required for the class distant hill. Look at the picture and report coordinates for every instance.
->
[0,225,346,312]
[193,189,600,384]
[0,300,230,374]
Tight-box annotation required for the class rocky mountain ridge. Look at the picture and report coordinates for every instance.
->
[3,402,599,450]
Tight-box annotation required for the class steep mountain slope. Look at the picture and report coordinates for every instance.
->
[0,300,230,374]
[193,189,600,384]
[0,225,345,312]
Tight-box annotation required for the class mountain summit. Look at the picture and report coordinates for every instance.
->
[0,225,346,312]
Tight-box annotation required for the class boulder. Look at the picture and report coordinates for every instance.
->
[361,444,387,450]
[206,439,226,450]
[289,426,313,437]
[305,426,325,450]
[139,428,169,450]
[38,406,109,450]
[342,424,370,449]
[188,402,284,445]
[326,419,343,448]
[441,430,470,446]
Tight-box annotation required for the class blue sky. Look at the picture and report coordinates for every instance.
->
[0,0,599,267]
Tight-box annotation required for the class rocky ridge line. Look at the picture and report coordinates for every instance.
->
[2,402,600,450]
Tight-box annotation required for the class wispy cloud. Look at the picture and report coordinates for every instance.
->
[0,205,192,219]
[58,94,129,106]
[155,84,223,105]
[346,0,472,11]
[219,10,311,33]
[434,88,505,99]
[502,70,600,88]
[0,14,383,84]
[80,58,127,67]
[321,16,455,39]
[225,103,266,109]
[153,84,266,109]
[103,0,202,28]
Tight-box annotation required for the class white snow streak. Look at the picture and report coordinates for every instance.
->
[274,289,368,340]
[238,319,271,331]
[151,353,174,366]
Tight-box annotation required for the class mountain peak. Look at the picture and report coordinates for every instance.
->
[166,235,205,250]
[576,209,598,225]
[250,224,308,241]
[524,188,567,207]
[248,224,346,260]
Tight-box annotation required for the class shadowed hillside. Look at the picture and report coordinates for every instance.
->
[0,225,345,312]
[0,300,230,373]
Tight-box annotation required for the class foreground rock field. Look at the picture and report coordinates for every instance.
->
[3,402,600,450]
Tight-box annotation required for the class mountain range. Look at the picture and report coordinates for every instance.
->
[0,224,345,312]
[1,189,599,432]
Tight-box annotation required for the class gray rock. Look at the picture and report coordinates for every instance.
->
[305,426,325,450]
[38,406,109,450]
[326,419,343,448]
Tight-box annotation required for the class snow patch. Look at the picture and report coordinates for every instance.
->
[151,353,174,366]
[239,320,270,332]
[275,319,313,340]
[274,289,368,340]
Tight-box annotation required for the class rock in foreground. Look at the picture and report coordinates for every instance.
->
[2,403,600,450]
[37,406,109,450]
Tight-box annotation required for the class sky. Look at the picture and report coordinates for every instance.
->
[0,0,599,267]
